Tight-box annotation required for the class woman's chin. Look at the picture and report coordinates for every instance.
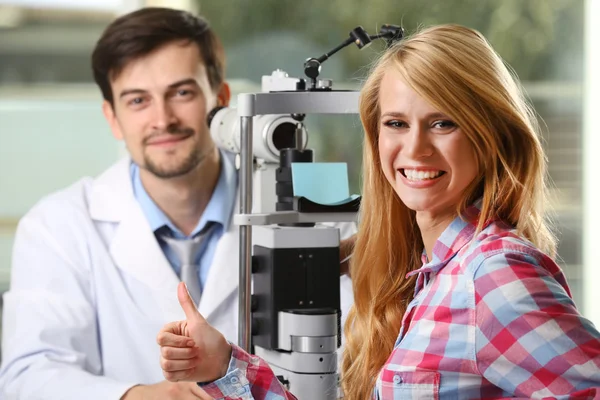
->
[396,190,437,212]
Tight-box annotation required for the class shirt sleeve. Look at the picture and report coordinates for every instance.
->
[473,250,600,399]
[199,344,298,400]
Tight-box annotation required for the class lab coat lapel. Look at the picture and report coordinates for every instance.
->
[199,192,240,320]
[89,158,181,310]
[109,202,181,292]
[111,201,185,319]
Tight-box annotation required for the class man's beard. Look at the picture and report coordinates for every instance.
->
[142,125,211,179]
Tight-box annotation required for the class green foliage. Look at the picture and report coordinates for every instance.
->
[198,0,583,81]
[196,0,584,193]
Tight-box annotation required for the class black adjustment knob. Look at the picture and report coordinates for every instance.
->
[350,26,371,49]
[303,58,321,80]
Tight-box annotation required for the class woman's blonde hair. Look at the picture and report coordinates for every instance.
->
[341,24,556,399]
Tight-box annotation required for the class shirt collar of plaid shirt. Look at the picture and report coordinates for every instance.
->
[406,198,489,280]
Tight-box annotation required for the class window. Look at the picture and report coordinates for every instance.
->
[0,0,591,348]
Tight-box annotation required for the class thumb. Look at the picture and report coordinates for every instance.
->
[177,282,205,322]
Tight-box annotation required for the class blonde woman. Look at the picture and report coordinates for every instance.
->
[156,24,600,399]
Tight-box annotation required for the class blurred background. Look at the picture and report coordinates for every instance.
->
[0,0,597,348]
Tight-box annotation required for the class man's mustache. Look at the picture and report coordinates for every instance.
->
[143,125,195,145]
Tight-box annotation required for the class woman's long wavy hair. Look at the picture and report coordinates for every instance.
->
[341,24,556,399]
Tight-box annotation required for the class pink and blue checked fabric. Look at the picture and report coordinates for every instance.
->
[201,203,600,399]
[201,344,297,400]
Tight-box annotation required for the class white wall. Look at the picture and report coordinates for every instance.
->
[0,87,121,291]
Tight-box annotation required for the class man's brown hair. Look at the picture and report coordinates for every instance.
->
[91,7,225,106]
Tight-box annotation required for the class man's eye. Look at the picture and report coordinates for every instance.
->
[129,97,144,105]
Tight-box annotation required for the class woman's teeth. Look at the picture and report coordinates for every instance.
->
[403,169,444,181]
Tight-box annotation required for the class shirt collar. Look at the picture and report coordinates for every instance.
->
[406,199,483,279]
[200,149,237,235]
[131,149,238,238]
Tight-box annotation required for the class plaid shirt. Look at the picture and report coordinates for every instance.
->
[202,204,600,399]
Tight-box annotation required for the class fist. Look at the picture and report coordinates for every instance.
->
[157,282,232,383]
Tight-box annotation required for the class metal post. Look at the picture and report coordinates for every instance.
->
[238,115,253,351]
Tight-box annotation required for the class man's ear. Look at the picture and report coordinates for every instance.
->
[102,100,123,140]
[217,82,231,107]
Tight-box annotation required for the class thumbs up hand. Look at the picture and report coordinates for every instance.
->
[157,282,232,383]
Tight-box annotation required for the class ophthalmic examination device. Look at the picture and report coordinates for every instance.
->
[208,24,404,399]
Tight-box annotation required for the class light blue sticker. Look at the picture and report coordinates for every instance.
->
[291,162,354,205]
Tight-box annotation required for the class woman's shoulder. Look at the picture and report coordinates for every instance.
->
[463,221,563,285]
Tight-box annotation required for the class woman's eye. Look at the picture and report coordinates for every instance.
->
[384,120,407,128]
[433,120,457,129]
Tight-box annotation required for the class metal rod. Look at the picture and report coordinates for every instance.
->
[316,36,353,63]
[238,115,253,352]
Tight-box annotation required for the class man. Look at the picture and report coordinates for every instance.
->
[0,7,355,400]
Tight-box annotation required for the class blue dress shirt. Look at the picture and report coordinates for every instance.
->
[131,150,238,290]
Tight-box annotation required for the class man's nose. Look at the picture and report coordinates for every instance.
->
[152,100,178,131]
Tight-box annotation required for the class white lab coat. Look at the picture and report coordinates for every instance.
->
[0,158,355,400]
